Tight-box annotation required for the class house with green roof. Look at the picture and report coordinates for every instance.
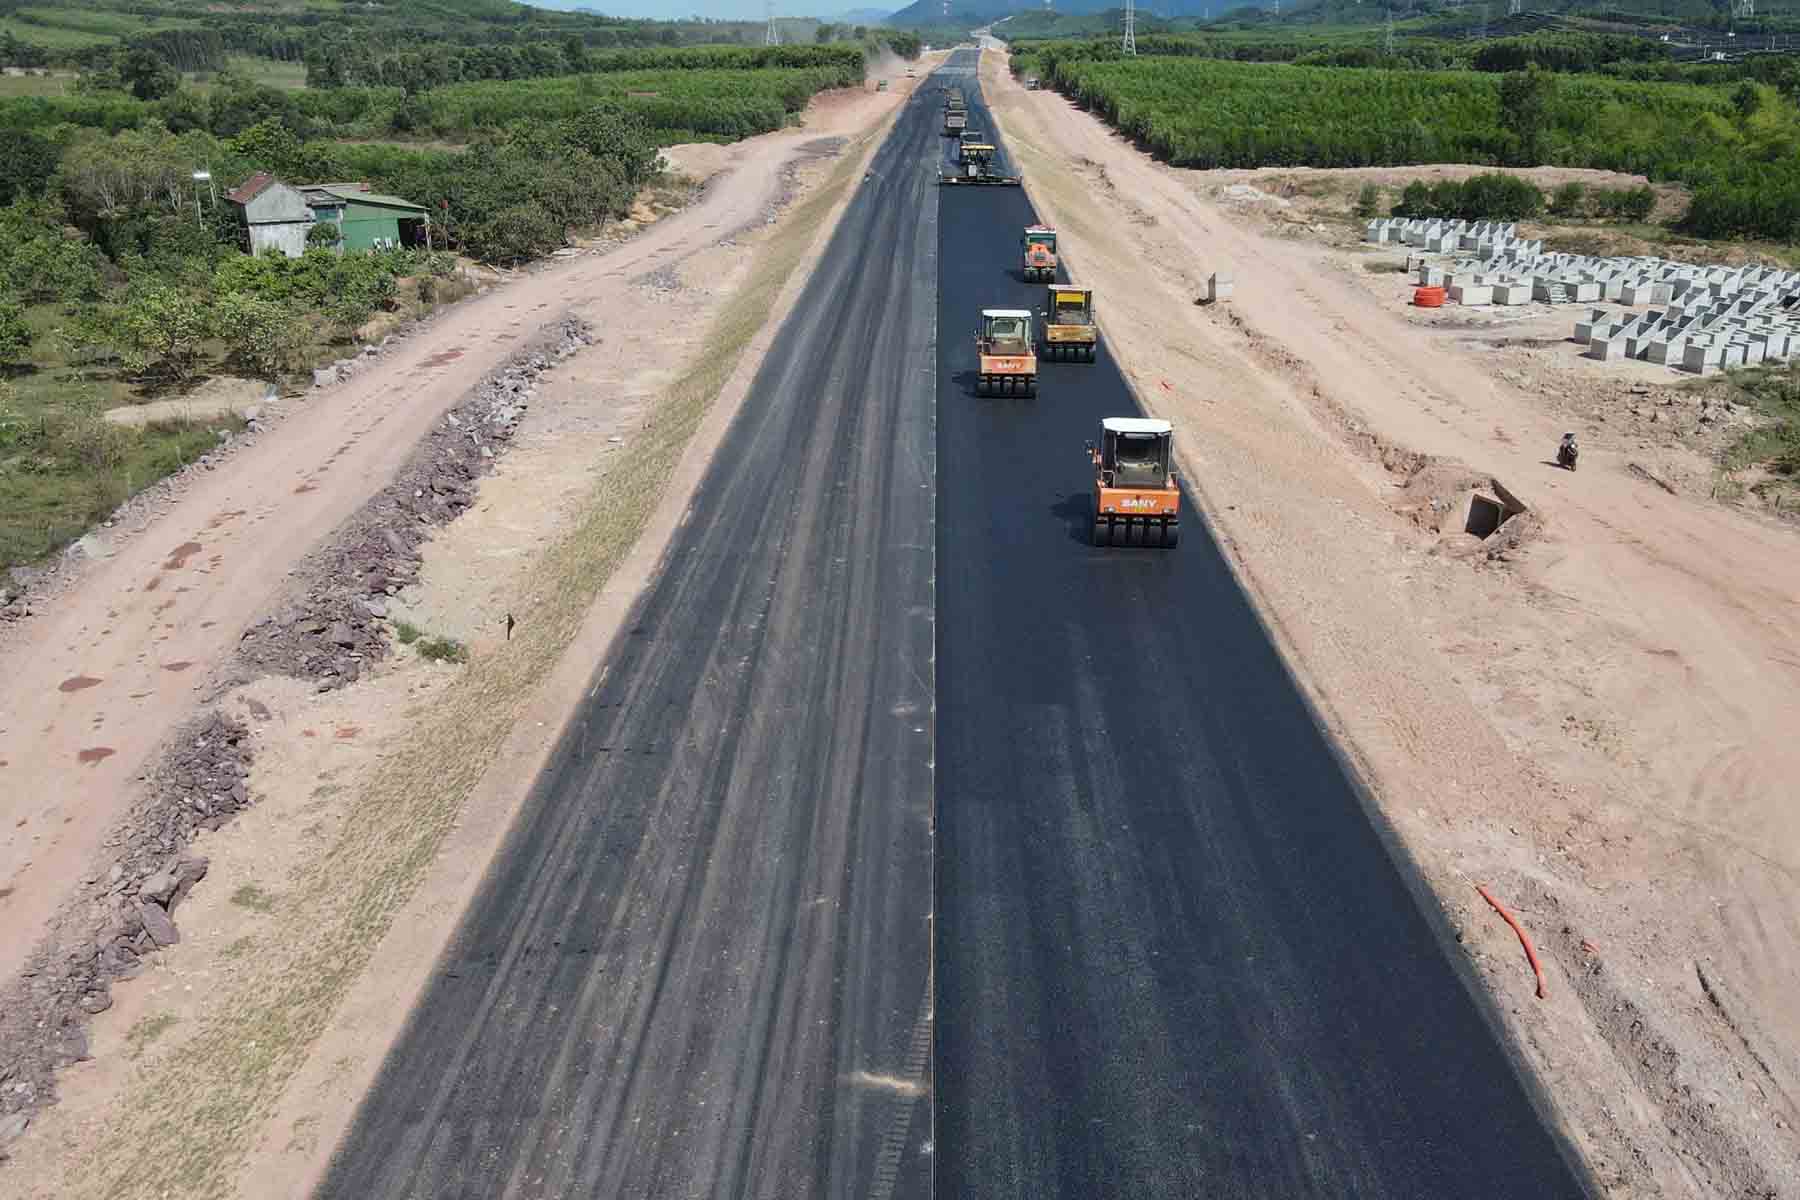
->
[227,174,432,257]
[300,182,431,253]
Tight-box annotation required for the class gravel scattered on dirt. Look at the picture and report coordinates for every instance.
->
[234,318,594,690]
[0,316,594,1142]
[0,710,244,1142]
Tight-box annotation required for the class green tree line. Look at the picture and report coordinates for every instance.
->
[0,54,864,144]
[1014,50,1800,241]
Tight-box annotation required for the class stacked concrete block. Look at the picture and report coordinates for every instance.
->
[1682,342,1722,374]
[1573,309,1614,342]
[1380,224,1800,373]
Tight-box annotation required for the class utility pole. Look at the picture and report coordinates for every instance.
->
[1123,0,1137,54]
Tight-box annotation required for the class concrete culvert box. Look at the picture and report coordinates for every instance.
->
[1466,493,1507,539]
[1466,478,1530,540]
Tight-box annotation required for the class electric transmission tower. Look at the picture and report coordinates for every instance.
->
[765,0,778,44]
[1507,0,1521,15]
[1384,7,1395,52]
[1123,0,1137,54]
[1734,0,1754,19]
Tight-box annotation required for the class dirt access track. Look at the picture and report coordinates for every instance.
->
[0,69,927,1191]
[0,87,905,981]
[981,44,1800,1197]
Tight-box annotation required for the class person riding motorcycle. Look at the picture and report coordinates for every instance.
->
[1557,432,1579,471]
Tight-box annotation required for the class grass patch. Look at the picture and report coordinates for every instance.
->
[0,363,242,570]
[392,621,470,661]
[0,72,76,98]
[125,1012,178,1059]
[228,884,276,914]
[1722,365,1800,510]
[59,110,886,1200]
[1361,259,1410,274]
[220,936,257,962]
[0,15,114,47]
[188,55,309,93]
[415,635,468,664]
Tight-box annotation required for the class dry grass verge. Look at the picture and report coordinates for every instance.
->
[60,132,877,1200]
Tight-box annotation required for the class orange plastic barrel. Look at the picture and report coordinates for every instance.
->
[1413,286,1447,308]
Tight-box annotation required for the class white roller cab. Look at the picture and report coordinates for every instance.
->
[1101,417,1171,436]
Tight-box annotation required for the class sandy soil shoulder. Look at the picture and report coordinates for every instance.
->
[0,77,918,1197]
[982,46,1800,1199]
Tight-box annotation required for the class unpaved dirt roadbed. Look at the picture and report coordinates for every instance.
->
[982,44,1800,1197]
[0,70,927,1193]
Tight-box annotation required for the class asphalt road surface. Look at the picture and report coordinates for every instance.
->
[931,64,1591,1198]
[317,78,942,1200]
[320,50,1593,1200]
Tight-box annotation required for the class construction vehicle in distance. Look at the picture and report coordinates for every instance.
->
[943,88,966,136]
[975,310,1038,396]
[1088,417,1180,547]
[1040,285,1098,361]
[1020,225,1057,282]
[939,142,1021,187]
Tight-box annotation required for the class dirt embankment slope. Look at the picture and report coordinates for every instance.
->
[0,69,930,1197]
[982,47,1800,1199]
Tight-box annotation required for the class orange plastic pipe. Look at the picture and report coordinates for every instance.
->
[1477,884,1546,1000]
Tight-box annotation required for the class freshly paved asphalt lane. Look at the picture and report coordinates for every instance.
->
[316,82,942,1200]
[319,49,1594,1200]
[931,64,1594,1198]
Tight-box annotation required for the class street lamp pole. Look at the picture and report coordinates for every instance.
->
[192,169,212,229]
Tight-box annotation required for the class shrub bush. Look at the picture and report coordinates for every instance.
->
[0,296,30,366]
[1391,173,1543,220]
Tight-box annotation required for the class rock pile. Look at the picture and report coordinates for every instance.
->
[239,317,594,687]
[0,315,594,1140]
[0,712,248,1139]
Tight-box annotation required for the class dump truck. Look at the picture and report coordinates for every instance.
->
[1040,285,1097,361]
[1088,417,1179,547]
[943,88,966,136]
[939,143,1021,187]
[1020,225,1057,282]
[975,309,1037,396]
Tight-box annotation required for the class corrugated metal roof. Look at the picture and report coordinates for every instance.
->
[320,186,426,212]
[225,171,274,205]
